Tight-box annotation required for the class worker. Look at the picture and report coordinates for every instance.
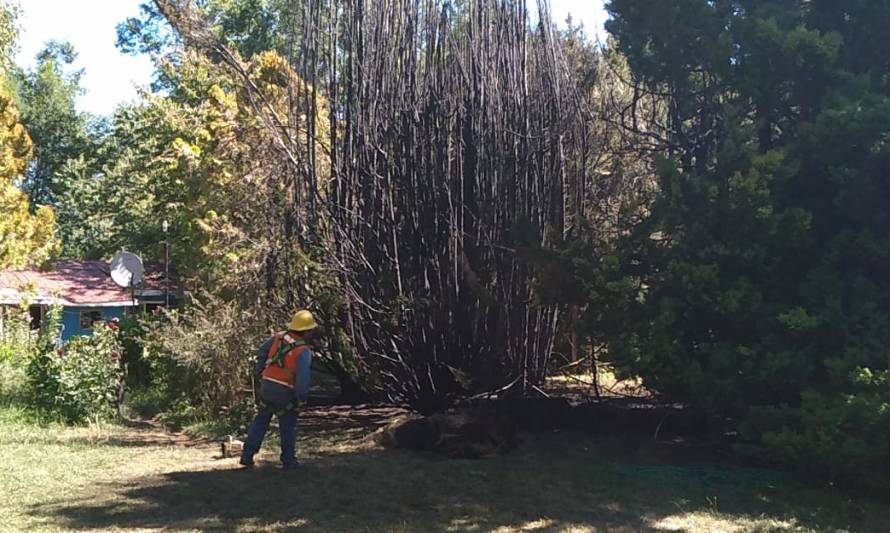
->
[240,309,316,469]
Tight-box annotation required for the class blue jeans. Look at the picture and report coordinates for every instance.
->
[241,381,299,466]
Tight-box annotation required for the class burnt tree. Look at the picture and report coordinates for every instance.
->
[155,0,599,413]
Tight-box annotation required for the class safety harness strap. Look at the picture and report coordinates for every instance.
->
[267,335,307,368]
[258,397,299,417]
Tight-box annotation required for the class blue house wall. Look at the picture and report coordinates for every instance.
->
[60,306,126,341]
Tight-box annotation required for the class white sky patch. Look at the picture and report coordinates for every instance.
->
[15,0,153,116]
[550,0,609,42]
[15,0,608,117]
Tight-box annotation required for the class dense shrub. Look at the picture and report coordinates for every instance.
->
[27,317,124,423]
[743,369,890,494]
[142,296,259,418]
[0,303,34,352]
[0,308,32,404]
[138,284,369,430]
[0,353,29,406]
[117,315,150,387]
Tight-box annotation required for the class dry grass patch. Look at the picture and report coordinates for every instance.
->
[545,369,649,400]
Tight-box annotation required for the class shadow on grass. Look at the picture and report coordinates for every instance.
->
[27,427,890,533]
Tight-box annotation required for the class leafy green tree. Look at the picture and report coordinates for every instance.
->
[55,100,171,260]
[116,0,285,82]
[55,47,327,273]
[116,2,177,58]
[12,40,94,207]
[203,0,284,59]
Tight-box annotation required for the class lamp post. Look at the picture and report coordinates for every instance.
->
[163,220,169,309]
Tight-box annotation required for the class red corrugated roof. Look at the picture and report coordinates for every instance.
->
[0,260,181,306]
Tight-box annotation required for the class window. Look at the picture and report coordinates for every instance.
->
[80,310,103,330]
[28,305,44,331]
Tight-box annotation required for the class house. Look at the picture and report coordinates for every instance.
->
[0,260,182,341]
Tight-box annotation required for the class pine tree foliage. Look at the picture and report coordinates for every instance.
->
[603,0,890,490]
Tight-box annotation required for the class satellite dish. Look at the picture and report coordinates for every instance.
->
[110,251,145,288]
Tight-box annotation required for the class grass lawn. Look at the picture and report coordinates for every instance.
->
[1,404,888,533]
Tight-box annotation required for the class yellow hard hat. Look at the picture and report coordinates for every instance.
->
[289,309,318,331]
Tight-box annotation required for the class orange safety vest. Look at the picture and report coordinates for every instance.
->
[261,331,310,389]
